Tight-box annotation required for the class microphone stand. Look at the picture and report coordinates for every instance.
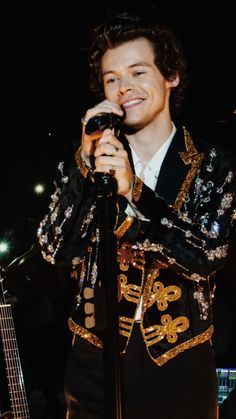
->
[94,172,123,419]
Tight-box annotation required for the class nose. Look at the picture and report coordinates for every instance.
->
[118,76,133,96]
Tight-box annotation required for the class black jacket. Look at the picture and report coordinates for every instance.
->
[38,125,236,366]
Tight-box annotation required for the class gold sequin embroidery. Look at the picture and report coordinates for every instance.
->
[147,281,181,311]
[143,314,189,346]
[142,260,161,313]
[75,146,94,180]
[132,175,143,202]
[114,215,134,239]
[149,325,214,366]
[119,316,134,338]
[117,242,145,271]
[118,274,142,304]
[68,317,102,348]
[174,127,204,211]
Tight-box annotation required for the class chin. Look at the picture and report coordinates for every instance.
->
[123,122,143,135]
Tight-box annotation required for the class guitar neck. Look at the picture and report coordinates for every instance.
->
[0,303,30,419]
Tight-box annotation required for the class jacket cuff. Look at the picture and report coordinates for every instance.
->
[75,146,95,181]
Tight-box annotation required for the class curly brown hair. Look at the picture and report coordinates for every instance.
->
[88,13,188,119]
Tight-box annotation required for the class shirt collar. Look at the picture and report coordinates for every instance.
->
[130,122,176,176]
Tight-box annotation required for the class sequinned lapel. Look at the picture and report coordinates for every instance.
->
[156,126,204,208]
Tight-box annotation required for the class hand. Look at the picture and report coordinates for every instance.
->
[94,128,133,199]
[81,100,124,162]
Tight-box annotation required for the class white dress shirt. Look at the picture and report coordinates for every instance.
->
[125,123,177,320]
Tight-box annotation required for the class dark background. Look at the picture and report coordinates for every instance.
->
[0,3,236,418]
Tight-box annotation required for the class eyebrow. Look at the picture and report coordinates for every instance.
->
[102,61,152,77]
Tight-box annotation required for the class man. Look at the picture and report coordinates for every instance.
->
[37,12,236,419]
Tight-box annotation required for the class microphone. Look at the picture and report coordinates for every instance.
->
[85,112,124,135]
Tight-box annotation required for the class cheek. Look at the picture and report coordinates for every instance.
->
[141,79,163,96]
[104,84,116,100]
[152,81,169,100]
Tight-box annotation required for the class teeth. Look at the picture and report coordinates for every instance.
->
[123,99,143,108]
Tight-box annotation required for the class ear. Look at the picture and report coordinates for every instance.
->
[168,74,180,88]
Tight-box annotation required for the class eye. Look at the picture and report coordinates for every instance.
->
[105,76,118,84]
[134,71,145,77]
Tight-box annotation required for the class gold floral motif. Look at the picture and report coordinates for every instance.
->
[147,281,181,311]
[174,127,204,211]
[118,274,141,303]
[68,317,102,348]
[143,314,189,346]
[149,325,214,366]
[114,215,134,239]
[117,242,145,271]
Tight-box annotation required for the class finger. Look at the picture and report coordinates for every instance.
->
[94,143,127,159]
[82,102,124,125]
[94,100,124,115]
[82,123,102,142]
[82,120,119,143]
[95,156,125,167]
[98,130,124,148]
[95,165,124,176]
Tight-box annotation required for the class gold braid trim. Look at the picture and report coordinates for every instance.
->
[114,215,134,239]
[119,316,135,354]
[68,318,213,366]
[143,324,214,366]
[74,146,94,180]
[132,175,143,202]
[141,260,160,315]
[68,317,102,348]
[174,127,204,211]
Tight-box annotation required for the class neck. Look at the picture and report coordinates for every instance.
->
[126,118,174,164]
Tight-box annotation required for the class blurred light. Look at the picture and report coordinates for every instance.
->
[0,241,9,254]
[34,184,45,194]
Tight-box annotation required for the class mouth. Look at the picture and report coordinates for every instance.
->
[122,98,145,110]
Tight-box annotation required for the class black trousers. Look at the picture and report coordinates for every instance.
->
[64,324,218,419]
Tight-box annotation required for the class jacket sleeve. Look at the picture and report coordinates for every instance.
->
[37,150,97,266]
[130,152,236,280]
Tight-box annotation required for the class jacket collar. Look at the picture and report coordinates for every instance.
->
[120,125,203,207]
[155,126,188,205]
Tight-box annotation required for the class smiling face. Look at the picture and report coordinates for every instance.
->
[101,37,179,130]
